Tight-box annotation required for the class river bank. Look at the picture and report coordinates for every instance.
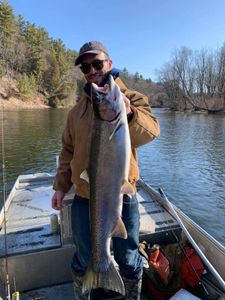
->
[0,76,49,110]
[0,97,50,110]
[0,76,76,110]
[1,76,225,113]
[2,98,225,114]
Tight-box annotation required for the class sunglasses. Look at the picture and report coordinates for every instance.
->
[80,59,108,74]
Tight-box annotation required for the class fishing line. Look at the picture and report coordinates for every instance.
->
[158,187,209,295]
[1,104,11,300]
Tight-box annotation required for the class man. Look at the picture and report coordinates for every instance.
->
[51,41,160,300]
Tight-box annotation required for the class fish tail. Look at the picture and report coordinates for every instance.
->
[82,262,125,296]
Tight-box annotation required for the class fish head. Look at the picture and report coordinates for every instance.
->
[91,75,124,122]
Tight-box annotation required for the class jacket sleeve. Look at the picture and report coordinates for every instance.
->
[53,112,74,193]
[125,89,160,148]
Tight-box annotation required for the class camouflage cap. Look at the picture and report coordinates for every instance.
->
[75,41,109,65]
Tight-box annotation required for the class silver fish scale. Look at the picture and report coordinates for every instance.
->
[89,117,127,272]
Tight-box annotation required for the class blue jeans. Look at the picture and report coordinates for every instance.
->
[71,194,143,280]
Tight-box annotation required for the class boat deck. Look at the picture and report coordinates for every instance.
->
[21,282,75,300]
[1,174,224,299]
[0,174,60,256]
[0,174,179,257]
[0,173,180,298]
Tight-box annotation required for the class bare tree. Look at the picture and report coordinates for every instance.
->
[159,45,225,112]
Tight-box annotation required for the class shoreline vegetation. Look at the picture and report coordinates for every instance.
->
[0,0,225,114]
[0,75,50,110]
[1,75,225,114]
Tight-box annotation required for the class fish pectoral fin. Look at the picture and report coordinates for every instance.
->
[109,118,121,141]
[82,262,125,296]
[111,218,127,239]
[121,180,134,196]
[80,169,89,183]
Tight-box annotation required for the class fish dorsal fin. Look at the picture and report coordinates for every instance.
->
[121,180,134,196]
[111,217,127,239]
[80,169,89,183]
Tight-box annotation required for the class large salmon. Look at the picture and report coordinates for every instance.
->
[82,75,134,296]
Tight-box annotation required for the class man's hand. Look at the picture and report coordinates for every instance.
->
[122,93,131,114]
[51,190,65,211]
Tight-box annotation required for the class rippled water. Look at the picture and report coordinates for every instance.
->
[0,109,68,196]
[139,109,225,246]
[0,108,224,245]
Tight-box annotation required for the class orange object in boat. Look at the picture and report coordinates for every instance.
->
[149,245,170,285]
[181,247,204,287]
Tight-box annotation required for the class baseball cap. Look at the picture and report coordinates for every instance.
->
[75,41,109,66]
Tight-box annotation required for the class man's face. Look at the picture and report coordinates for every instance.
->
[80,52,112,85]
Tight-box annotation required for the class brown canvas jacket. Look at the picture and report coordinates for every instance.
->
[53,77,160,199]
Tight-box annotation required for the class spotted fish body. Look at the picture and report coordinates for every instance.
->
[82,75,133,295]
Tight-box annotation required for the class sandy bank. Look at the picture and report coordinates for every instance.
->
[0,97,50,111]
[0,76,50,111]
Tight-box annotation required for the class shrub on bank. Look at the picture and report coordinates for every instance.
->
[17,74,38,101]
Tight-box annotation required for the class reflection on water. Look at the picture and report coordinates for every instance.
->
[0,108,225,245]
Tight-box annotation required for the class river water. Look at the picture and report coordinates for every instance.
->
[0,108,224,246]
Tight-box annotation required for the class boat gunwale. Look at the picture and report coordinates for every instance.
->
[138,179,225,253]
[0,176,20,227]
[138,179,225,290]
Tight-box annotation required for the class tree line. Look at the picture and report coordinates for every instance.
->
[159,46,225,112]
[0,0,157,108]
[0,0,84,107]
[2,0,225,112]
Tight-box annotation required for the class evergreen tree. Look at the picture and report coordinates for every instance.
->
[0,0,17,73]
[134,72,140,82]
[12,14,27,73]
[122,67,129,77]
[44,47,61,95]
[0,1,83,107]
[24,22,48,87]
[16,14,26,36]
[43,39,77,106]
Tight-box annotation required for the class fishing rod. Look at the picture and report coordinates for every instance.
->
[1,105,20,300]
[1,104,11,300]
[158,188,209,295]
[139,176,210,294]
[158,188,225,292]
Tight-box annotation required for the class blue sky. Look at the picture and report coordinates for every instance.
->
[7,0,225,80]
